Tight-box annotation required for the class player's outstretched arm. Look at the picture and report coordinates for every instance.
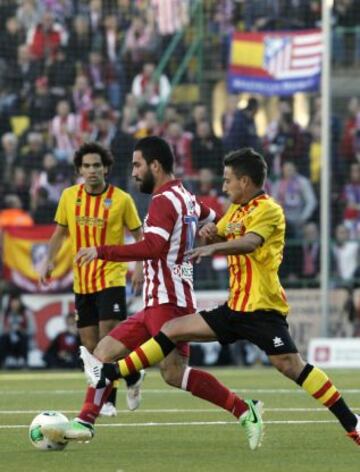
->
[76,231,167,265]
[186,232,263,263]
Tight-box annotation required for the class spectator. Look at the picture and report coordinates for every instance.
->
[67,14,93,65]
[5,44,41,100]
[332,223,360,287]
[0,194,34,227]
[28,76,55,131]
[133,107,161,138]
[222,96,261,153]
[0,17,25,65]
[88,105,117,147]
[43,312,80,369]
[195,168,225,217]
[272,161,317,238]
[164,120,193,176]
[47,46,76,98]
[121,93,140,134]
[49,99,78,161]
[27,10,66,64]
[16,0,42,35]
[32,186,58,224]
[18,131,46,174]
[30,152,72,206]
[191,120,223,174]
[0,293,36,368]
[10,167,31,211]
[185,102,208,135]
[151,0,189,36]
[342,162,360,237]
[123,15,158,86]
[340,97,358,165]
[131,61,171,107]
[264,98,307,177]
[281,222,320,285]
[86,49,122,109]
[0,133,19,186]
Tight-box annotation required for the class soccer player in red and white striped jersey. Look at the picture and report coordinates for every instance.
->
[43,137,263,447]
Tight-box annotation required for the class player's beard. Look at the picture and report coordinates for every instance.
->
[139,169,155,194]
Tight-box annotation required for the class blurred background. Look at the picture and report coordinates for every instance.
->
[0,0,359,371]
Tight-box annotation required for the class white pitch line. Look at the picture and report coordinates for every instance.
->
[0,407,359,415]
[0,419,339,430]
[1,388,360,395]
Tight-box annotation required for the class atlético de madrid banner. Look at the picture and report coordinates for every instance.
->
[227,29,322,96]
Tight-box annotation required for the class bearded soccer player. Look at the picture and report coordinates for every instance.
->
[42,136,265,450]
[39,142,144,417]
[81,147,359,447]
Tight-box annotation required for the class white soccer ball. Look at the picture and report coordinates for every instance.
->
[29,411,69,451]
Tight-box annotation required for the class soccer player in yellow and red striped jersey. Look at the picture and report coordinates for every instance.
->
[90,147,360,447]
[39,142,144,417]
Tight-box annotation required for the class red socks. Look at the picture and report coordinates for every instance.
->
[183,367,248,419]
[78,384,113,424]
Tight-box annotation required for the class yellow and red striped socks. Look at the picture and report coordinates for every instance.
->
[117,331,175,377]
[297,364,357,431]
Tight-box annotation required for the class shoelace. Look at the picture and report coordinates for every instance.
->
[347,431,360,445]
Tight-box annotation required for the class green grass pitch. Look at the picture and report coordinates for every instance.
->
[0,368,359,472]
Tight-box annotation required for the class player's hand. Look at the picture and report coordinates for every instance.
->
[75,247,98,266]
[199,223,218,242]
[131,262,144,295]
[38,259,54,286]
[185,245,216,264]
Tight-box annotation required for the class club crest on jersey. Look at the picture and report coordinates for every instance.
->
[76,198,82,205]
[103,198,112,209]
[225,221,245,236]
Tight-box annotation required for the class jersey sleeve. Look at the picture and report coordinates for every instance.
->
[54,190,68,226]
[245,201,283,242]
[97,195,177,262]
[197,199,218,225]
[144,195,178,241]
[123,193,142,231]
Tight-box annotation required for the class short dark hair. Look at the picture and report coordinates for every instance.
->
[223,148,267,187]
[134,136,174,174]
[73,142,114,170]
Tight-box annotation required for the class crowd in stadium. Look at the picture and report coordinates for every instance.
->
[0,1,359,285]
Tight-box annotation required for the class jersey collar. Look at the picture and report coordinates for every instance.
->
[153,179,181,196]
[240,189,266,208]
[84,183,109,196]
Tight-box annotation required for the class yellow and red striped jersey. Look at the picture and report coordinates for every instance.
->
[55,183,141,294]
[217,193,289,314]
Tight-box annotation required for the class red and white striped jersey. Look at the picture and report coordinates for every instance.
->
[97,179,217,310]
[142,179,215,310]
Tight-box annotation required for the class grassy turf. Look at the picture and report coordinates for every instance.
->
[0,368,359,472]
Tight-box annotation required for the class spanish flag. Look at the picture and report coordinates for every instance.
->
[2,225,73,292]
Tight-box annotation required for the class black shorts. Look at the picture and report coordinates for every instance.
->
[199,303,298,355]
[75,286,127,329]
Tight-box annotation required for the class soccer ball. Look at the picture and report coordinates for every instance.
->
[29,411,69,451]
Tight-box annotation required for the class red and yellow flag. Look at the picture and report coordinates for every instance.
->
[2,225,73,292]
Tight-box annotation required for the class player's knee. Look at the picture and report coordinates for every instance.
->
[161,319,181,341]
[160,364,183,388]
[93,340,113,362]
[271,354,299,380]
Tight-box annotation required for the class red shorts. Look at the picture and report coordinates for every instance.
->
[109,303,191,357]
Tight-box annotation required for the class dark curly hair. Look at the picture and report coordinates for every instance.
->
[73,142,114,171]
